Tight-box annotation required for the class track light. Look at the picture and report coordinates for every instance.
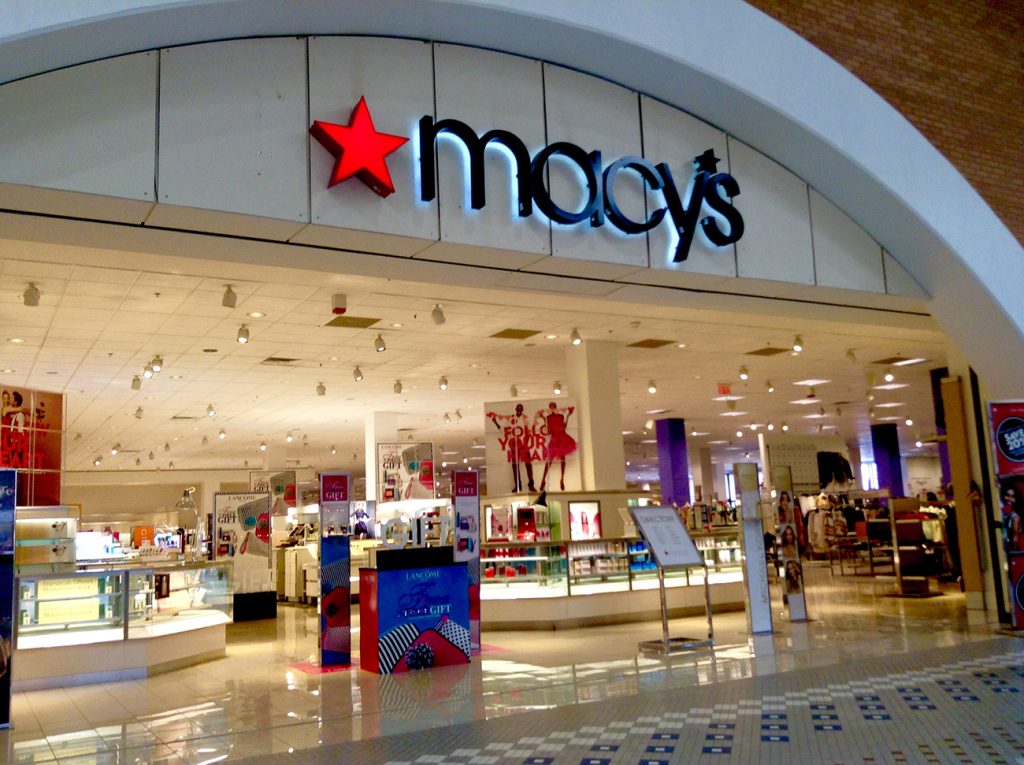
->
[143,364,154,379]
[846,349,857,363]
[767,423,775,431]
[509,384,518,398]
[330,445,337,455]
[431,304,446,325]
[905,418,913,426]
[131,375,142,391]
[455,410,462,421]
[915,440,924,448]
[884,367,895,383]
[647,380,657,394]
[739,366,749,381]
[374,334,386,353]
[134,407,143,419]
[111,443,120,456]
[151,355,163,373]
[23,283,40,307]
[237,324,249,344]
[736,430,744,438]
[218,429,226,440]
[394,380,403,394]
[135,457,141,466]
[149,451,155,460]
[169,462,175,470]
[792,335,803,353]
[553,381,562,395]
[766,380,774,393]
[781,422,789,432]
[202,436,209,446]
[444,412,451,424]
[353,366,363,382]
[302,434,309,446]
[286,432,294,443]
[207,403,216,417]
[316,382,326,397]
[94,456,102,466]
[570,328,582,346]
[259,441,267,451]
[438,375,448,391]
[222,285,237,308]
[750,423,758,431]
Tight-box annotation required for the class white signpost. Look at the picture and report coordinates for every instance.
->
[629,505,714,656]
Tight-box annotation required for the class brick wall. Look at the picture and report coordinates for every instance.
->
[748,0,1024,246]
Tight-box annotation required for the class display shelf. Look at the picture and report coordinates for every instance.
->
[480,540,568,595]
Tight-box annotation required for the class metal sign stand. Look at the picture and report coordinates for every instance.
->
[639,560,714,656]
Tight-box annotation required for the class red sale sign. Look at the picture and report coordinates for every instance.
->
[990,402,1024,478]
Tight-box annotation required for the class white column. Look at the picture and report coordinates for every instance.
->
[693,447,715,502]
[364,411,398,502]
[565,340,625,491]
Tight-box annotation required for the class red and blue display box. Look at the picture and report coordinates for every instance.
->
[359,547,470,674]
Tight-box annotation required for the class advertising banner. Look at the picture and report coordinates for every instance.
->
[377,443,434,501]
[484,397,580,495]
[213,492,272,594]
[320,535,351,666]
[989,402,1024,628]
[375,565,470,674]
[735,462,773,635]
[452,470,481,653]
[0,469,14,728]
[250,470,296,515]
[1,386,63,506]
[772,466,807,622]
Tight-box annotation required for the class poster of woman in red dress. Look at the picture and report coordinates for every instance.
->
[538,402,576,491]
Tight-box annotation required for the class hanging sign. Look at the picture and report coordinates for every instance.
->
[452,470,481,654]
[989,402,1024,628]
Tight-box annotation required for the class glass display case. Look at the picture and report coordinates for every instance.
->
[16,560,232,649]
[480,540,568,596]
[14,506,78,573]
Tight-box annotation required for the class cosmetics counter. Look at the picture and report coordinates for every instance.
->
[12,507,234,690]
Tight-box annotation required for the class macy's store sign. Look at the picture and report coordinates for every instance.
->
[310,97,744,263]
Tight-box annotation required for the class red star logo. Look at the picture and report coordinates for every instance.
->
[309,97,409,197]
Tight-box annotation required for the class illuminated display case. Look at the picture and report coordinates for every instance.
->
[14,506,78,573]
[16,561,232,649]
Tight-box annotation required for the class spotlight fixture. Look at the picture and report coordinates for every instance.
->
[169,462,175,470]
[738,366,749,381]
[353,366,363,382]
[94,456,102,466]
[749,423,758,431]
[316,382,326,397]
[570,328,582,346]
[148,451,155,460]
[766,380,775,393]
[915,440,923,448]
[143,364,154,379]
[330,445,337,455]
[134,407,143,419]
[509,384,518,398]
[202,435,209,446]
[444,412,451,424]
[131,375,142,391]
[302,434,309,446]
[259,441,267,451]
[836,406,843,417]
[151,355,163,373]
[22,283,40,307]
[135,457,141,466]
[647,380,657,394]
[455,410,462,421]
[736,430,744,438]
[110,443,121,455]
[644,419,655,431]
[884,367,895,383]
[237,324,249,344]
[792,335,803,353]
[438,375,448,391]
[767,422,775,431]
[905,418,914,426]
[222,285,237,309]
[286,432,294,443]
[869,407,876,418]
[218,429,226,440]
[207,403,216,417]
[374,334,386,353]
[431,304,446,325]
[867,391,876,402]
[393,380,403,394]
[846,349,857,363]
[553,381,562,395]
[781,422,790,432]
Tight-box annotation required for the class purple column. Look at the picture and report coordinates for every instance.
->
[656,418,690,506]
[871,423,905,498]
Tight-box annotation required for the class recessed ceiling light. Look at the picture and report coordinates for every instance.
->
[646,408,670,415]
[790,398,821,405]
[676,343,687,349]
[640,439,657,444]
[874,402,904,408]
[247,311,265,318]
[622,430,634,435]
[892,357,927,367]
[877,415,902,421]
[170,374,184,380]
[8,338,24,343]
[873,383,909,390]
[719,410,748,417]
[712,395,745,402]
[690,430,710,436]
[545,334,558,340]
[1,368,14,374]
[391,322,403,328]
[793,378,830,386]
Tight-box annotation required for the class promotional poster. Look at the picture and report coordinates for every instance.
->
[213,493,272,594]
[0,386,63,506]
[375,565,470,674]
[452,470,481,653]
[319,535,351,666]
[772,467,807,622]
[0,469,14,728]
[250,470,296,516]
[319,472,350,533]
[484,397,580,495]
[990,402,1024,628]
[568,501,602,540]
[377,442,434,501]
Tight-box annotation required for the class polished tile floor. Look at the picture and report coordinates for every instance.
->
[2,564,1021,764]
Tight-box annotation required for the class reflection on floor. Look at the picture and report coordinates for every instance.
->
[2,564,1019,764]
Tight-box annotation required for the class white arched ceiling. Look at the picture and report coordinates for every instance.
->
[0,0,1021,396]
